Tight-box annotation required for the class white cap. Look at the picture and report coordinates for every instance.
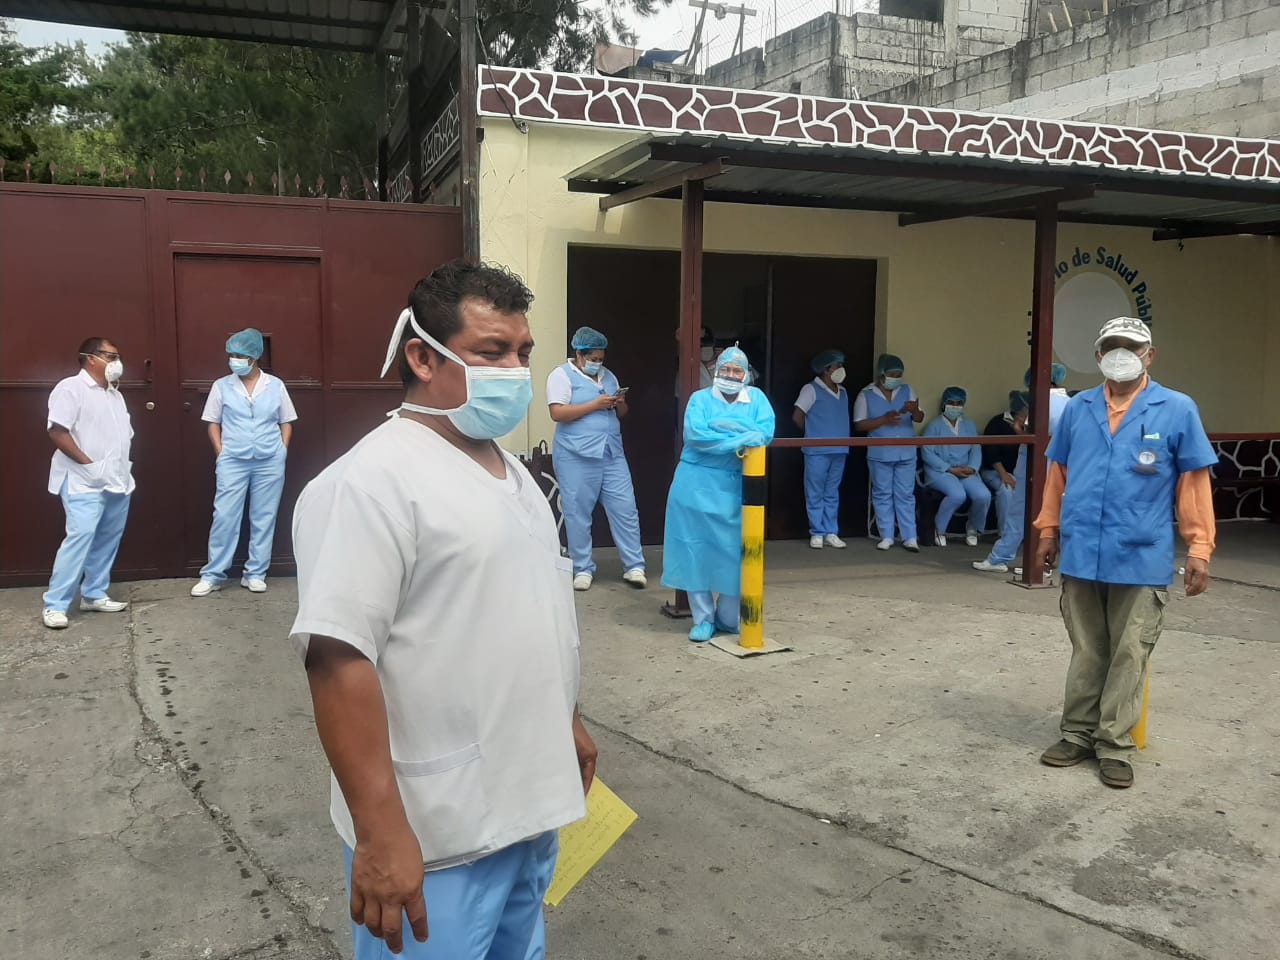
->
[1094,316,1152,350]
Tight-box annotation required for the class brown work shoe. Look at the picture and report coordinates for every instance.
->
[1039,739,1094,767]
[1098,758,1134,789]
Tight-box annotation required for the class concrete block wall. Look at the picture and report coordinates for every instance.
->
[872,0,1280,139]
[703,10,1025,98]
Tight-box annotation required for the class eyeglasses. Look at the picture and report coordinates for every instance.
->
[82,351,122,362]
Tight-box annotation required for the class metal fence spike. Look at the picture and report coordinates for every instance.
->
[75,163,82,184]
[199,168,207,191]
[293,173,301,195]
[24,160,32,181]
[223,170,232,192]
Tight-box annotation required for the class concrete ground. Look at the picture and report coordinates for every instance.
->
[2,522,1277,960]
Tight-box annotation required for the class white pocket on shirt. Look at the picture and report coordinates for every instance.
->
[391,743,490,858]
[74,461,108,488]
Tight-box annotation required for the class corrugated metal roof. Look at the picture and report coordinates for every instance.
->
[565,134,1280,233]
[0,0,401,52]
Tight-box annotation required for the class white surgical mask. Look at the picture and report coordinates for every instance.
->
[1098,348,1146,383]
[882,376,902,390]
[583,360,603,377]
[104,359,124,383]
[714,376,745,396]
[381,308,533,441]
[830,368,847,385]
[229,358,252,377]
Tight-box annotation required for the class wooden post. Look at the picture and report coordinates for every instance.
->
[459,0,481,261]
[664,179,706,620]
[1020,199,1058,588]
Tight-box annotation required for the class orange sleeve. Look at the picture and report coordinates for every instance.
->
[1176,467,1216,563]
[1033,462,1067,535]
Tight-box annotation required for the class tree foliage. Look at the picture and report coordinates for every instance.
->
[3,0,671,187]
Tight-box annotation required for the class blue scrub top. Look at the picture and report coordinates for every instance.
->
[921,415,982,483]
[859,383,917,463]
[552,362,623,459]
[215,374,288,460]
[1047,378,1217,587]
[802,379,850,458]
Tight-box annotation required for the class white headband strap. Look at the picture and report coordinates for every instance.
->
[381,308,417,378]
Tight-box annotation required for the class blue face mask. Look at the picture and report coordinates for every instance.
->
[882,376,903,390]
[229,358,252,377]
[944,404,964,422]
[583,360,603,377]
[384,309,533,441]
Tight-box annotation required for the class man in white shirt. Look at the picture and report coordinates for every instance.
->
[41,337,135,630]
[291,261,597,959]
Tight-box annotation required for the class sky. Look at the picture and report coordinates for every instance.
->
[8,2,867,74]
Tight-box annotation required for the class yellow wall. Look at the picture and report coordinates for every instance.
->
[479,120,1279,450]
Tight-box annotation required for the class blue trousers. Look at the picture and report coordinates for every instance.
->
[555,449,644,577]
[689,591,740,631]
[868,459,917,542]
[343,832,557,960]
[200,451,287,583]
[43,483,131,612]
[803,453,846,537]
[981,455,1026,565]
[926,472,992,536]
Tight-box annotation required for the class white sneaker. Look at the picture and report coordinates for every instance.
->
[42,609,69,629]
[80,596,128,613]
[240,577,267,594]
[933,532,947,548]
[824,534,847,549]
[903,539,920,553]
[965,529,979,547]
[573,573,593,591]
[622,568,647,589]
[972,559,1009,573]
[810,535,824,549]
[190,579,221,598]
[876,538,893,551]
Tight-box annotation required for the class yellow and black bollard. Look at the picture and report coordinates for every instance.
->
[1131,672,1151,750]
[739,446,767,650]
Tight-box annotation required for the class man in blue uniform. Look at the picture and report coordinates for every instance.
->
[793,349,851,549]
[1034,317,1217,789]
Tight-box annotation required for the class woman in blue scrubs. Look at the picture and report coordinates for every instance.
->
[547,326,646,592]
[662,346,776,643]
[852,354,923,551]
[190,328,296,596]
[921,386,991,548]
[793,348,851,550]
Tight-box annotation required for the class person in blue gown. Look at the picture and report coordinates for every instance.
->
[661,346,776,643]
[921,385,991,548]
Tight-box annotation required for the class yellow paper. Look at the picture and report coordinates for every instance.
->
[544,779,638,907]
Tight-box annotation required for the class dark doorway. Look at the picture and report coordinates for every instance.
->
[565,246,877,545]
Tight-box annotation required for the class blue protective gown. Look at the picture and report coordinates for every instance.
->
[551,361,644,577]
[922,414,992,534]
[1047,379,1217,587]
[661,386,776,596]
[201,374,290,583]
[799,379,850,538]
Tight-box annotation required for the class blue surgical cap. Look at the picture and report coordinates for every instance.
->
[716,345,752,381]
[878,353,904,375]
[1009,390,1029,414]
[942,386,967,405]
[226,328,264,360]
[1024,363,1067,388]
[571,326,608,351]
[812,349,845,373]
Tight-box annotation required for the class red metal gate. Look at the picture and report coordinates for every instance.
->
[0,184,461,586]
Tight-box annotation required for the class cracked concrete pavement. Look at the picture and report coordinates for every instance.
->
[2,523,1277,959]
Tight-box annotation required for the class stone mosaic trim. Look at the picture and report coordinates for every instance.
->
[1211,438,1279,521]
[421,96,460,186]
[477,67,1280,184]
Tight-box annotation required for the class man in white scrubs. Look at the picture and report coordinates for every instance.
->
[290,261,597,959]
[41,337,135,630]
